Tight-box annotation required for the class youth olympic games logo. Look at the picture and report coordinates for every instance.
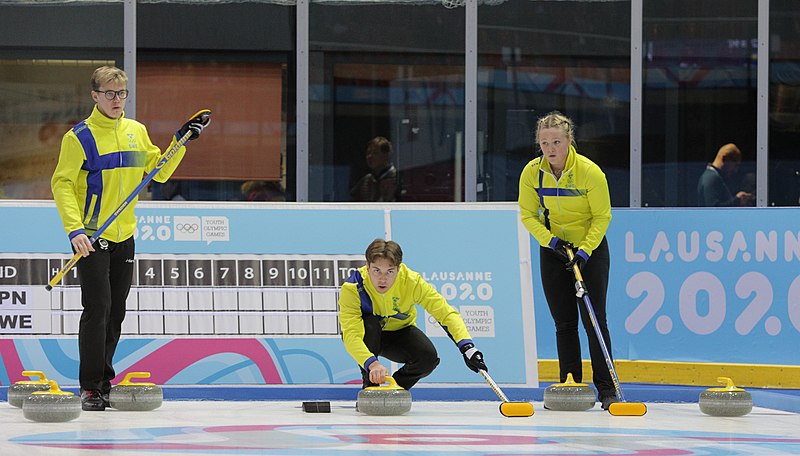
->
[173,216,202,241]
[176,223,200,233]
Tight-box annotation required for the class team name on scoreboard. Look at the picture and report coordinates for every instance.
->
[0,261,52,333]
[0,287,40,332]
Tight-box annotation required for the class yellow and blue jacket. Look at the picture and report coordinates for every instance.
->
[338,264,473,370]
[518,144,611,258]
[51,106,187,243]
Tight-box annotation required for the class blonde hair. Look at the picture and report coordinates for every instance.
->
[91,65,128,91]
[535,111,576,148]
[365,238,403,266]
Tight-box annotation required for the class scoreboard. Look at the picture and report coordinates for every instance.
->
[0,254,364,336]
[0,202,537,386]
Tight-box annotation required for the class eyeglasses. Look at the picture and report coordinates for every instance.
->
[94,89,129,100]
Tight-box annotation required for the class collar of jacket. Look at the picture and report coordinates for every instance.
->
[88,104,125,128]
[539,144,578,176]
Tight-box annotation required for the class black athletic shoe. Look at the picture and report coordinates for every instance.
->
[601,395,619,410]
[101,391,111,408]
[81,389,106,411]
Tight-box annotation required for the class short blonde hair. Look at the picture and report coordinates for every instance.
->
[365,238,403,266]
[535,111,576,148]
[91,65,128,91]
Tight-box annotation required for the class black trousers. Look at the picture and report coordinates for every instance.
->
[360,315,440,390]
[540,237,614,399]
[76,237,135,393]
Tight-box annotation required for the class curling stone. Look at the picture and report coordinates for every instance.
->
[8,370,52,408]
[22,380,81,423]
[543,373,596,411]
[699,377,752,417]
[109,372,163,411]
[357,376,412,416]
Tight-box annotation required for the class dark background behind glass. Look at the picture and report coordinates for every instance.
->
[1,1,798,207]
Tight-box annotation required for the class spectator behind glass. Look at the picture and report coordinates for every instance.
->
[160,180,186,201]
[697,143,755,207]
[350,136,403,202]
[241,180,285,201]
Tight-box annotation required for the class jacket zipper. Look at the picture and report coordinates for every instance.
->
[116,117,122,241]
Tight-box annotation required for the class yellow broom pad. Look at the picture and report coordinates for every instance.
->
[608,402,647,416]
[499,401,535,417]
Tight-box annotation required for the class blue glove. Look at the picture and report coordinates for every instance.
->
[548,237,573,262]
[566,249,589,271]
[460,343,487,373]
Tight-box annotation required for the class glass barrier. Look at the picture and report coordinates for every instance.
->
[769,0,800,207]
[1,1,797,207]
[309,1,465,202]
[0,2,123,200]
[642,0,757,207]
[138,1,295,202]
[478,0,631,205]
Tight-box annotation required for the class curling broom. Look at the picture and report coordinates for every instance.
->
[565,247,647,416]
[479,369,534,417]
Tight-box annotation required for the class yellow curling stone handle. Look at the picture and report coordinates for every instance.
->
[118,371,157,387]
[551,372,589,387]
[707,377,746,392]
[32,379,74,396]
[365,375,404,391]
[16,370,49,385]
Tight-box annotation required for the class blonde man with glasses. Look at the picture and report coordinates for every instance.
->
[51,65,205,411]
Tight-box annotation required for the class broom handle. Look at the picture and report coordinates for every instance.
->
[566,247,627,402]
[480,369,510,403]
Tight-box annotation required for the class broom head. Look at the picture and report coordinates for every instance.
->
[499,401,535,417]
[608,401,647,416]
